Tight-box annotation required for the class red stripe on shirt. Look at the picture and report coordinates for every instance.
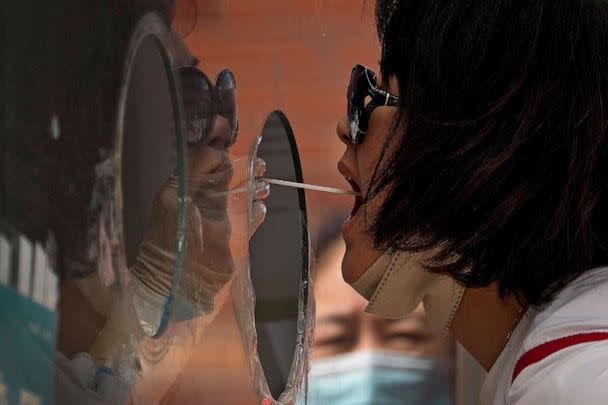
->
[511,332,608,383]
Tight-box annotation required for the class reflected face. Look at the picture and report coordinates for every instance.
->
[337,75,400,284]
[313,240,448,359]
[187,115,233,217]
[186,114,234,276]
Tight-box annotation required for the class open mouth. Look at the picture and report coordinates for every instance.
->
[346,177,363,217]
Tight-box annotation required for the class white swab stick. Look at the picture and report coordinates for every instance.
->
[210,179,361,197]
[263,178,361,196]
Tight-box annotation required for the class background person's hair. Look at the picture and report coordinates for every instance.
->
[368,0,608,307]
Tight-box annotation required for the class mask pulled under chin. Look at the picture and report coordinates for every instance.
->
[306,350,451,405]
[350,251,465,335]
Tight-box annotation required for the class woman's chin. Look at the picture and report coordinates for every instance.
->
[340,252,359,284]
[340,244,384,284]
[340,210,384,284]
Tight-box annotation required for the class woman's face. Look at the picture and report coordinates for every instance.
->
[337,75,400,284]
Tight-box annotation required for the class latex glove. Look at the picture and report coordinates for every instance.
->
[130,116,268,327]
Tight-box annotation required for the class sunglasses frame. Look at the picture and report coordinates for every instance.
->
[347,64,400,144]
[177,66,239,146]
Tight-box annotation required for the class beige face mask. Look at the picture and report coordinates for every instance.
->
[350,251,465,336]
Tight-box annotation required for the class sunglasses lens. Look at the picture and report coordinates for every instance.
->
[347,66,366,144]
[216,70,238,145]
[178,67,214,145]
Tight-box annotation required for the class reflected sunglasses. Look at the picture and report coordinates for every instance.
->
[177,66,238,146]
[347,64,400,144]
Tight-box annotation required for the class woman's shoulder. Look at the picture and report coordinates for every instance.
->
[508,267,608,403]
[526,267,608,343]
[509,339,608,404]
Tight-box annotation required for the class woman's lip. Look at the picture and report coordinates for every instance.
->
[340,210,357,238]
[340,215,352,236]
[341,199,364,230]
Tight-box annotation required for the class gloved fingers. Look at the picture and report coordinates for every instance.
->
[249,200,267,236]
[253,178,270,202]
[253,157,266,178]
[225,157,248,190]
[226,156,266,191]
[187,144,231,179]
[250,200,267,236]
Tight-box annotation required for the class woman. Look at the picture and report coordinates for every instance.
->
[337,1,608,404]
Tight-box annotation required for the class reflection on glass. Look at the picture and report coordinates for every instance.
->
[178,67,238,146]
[53,12,187,405]
[52,8,264,400]
[124,34,181,337]
[173,65,241,321]
[128,63,251,404]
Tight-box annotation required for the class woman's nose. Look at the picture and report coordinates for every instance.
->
[336,115,356,178]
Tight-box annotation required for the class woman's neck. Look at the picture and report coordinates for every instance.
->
[450,284,525,371]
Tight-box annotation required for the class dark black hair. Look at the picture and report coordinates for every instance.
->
[369,0,608,307]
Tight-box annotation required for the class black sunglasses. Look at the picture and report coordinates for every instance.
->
[347,64,400,144]
[177,66,239,146]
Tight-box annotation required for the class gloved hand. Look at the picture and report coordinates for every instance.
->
[130,116,268,331]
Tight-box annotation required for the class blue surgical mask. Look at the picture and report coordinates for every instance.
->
[305,350,451,405]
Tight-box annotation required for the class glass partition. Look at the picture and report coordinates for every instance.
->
[0,1,461,404]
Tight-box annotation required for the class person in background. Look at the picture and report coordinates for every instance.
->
[308,222,453,405]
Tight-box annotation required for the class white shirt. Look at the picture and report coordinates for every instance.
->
[481,267,608,405]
